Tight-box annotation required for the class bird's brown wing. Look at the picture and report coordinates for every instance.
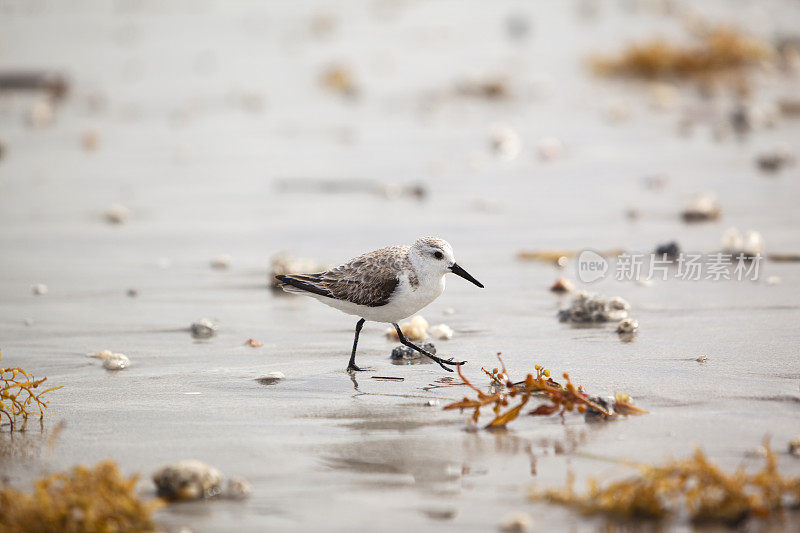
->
[277,245,408,307]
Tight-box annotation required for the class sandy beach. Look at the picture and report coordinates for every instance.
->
[2,1,800,531]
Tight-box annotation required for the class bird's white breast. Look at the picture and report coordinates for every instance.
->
[321,270,445,323]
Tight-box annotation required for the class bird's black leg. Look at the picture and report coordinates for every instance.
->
[392,323,467,372]
[347,318,367,372]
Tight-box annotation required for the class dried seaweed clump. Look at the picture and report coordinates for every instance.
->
[0,352,61,431]
[532,440,800,525]
[593,28,774,79]
[444,355,646,429]
[0,461,161,532]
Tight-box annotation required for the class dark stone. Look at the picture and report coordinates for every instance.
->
[655,241,680,260]
[390,342,436,360]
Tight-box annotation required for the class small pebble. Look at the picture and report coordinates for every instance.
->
[191,318,218,339]
[654,241,680,260]
[425,399,440,407]
[390,342,436,361]
[682,192,720,222]
[499,511,533,533]
[86,349,131,370]
[696,354,708,363]
[616,317,638,334]
[550,277,573,293]
[31,283,48,296]
[81,128,99,151]
[23,318,34,326]
[757,150,795,173]
[126,288,138,297]
[245,338,263,347]
[489,124,521,161]
[442,307,455,315]
[255,371,285,385]
[153,460,223,501]
[104,203,131,225]
[210,254,232,270]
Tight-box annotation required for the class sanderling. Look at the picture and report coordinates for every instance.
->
[275,236,484,372]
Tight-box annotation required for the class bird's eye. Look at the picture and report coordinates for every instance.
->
[433,251,444,260]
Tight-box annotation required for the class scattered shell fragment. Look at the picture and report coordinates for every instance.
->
[443,307,455,315]
[766,276,781,286]
[104,204,131,225]
[386,315,428,340]
[499,511,532,533]
[31,283,48,296]
[190,318,218,339]
[255,371,285,384]
[682,193,720,222]
[319,64,358,98]
[390,342,436,361]
[81,128,99,150]
[537,137,563,162]
[152,460,223,501]
[425,399,440,407]
[757,150,795,173]
[489,124,521,161]
[558,291,630,323]
[696,354,708,363]
[550,277,574,293]
[454,77,508,100]
[86,349,131,370]
[245,338,263,347]
[788,437,800,457]
[616,317,639,334]
[225,476,252,499]
[429,324,454,340]
[209,254,232,270]
[721,227,764,257]
[27,97,54,128]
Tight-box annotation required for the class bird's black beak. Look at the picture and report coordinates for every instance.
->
[449,263,484,288]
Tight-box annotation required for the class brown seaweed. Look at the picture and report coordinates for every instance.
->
[0,353,61,432]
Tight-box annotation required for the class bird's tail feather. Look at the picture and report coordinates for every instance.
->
[275,274,333,299]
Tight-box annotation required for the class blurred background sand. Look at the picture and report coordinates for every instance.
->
[1,1,800,531]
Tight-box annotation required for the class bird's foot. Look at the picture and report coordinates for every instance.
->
[347,364,367,372]
[432,357,467,372]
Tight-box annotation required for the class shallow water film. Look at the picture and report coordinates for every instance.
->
[2,0,800,531]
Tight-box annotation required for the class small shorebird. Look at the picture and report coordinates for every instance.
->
[275,236,484,372]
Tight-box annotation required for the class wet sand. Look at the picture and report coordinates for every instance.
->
[2,1,800,531]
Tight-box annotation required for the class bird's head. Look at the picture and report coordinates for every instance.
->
[410,236,484,288]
